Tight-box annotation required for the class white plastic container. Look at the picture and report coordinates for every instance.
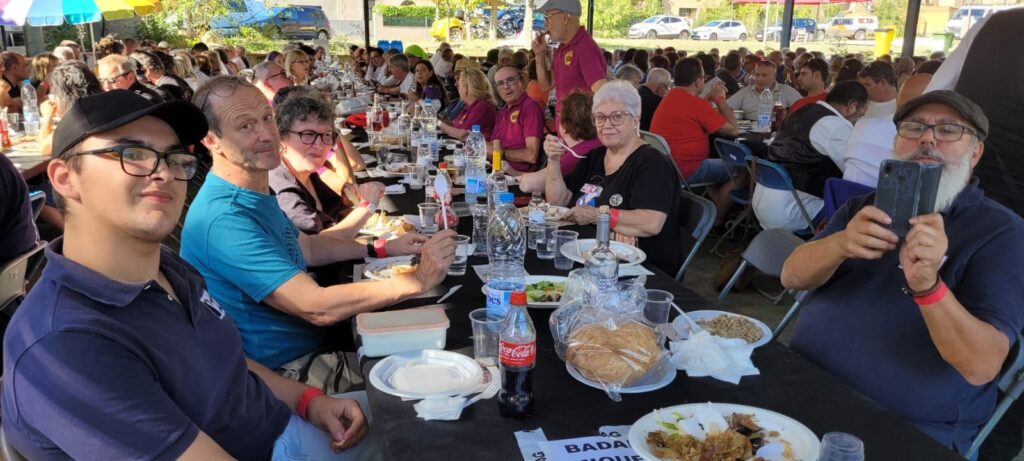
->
[356,308,450,357]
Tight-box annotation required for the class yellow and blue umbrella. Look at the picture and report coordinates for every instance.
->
[0,0,162,27]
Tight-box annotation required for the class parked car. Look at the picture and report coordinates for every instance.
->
[628,15,693,39]
[755,18,817,41]
[824,15,877,40]
[691,20,748,41]
[211,4,331,40]
[946,5,1012,38]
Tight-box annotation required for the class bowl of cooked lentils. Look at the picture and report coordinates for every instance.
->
[676,311,773,348]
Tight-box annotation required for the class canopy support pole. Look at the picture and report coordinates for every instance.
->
[902,0,921,57]
[587,0,594,32]
[363,0,371,49]
[780,0,795,49]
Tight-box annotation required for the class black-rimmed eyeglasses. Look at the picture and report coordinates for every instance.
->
[897,121,977,142]
[288,130,337,146]
[75,144,199,181]
[98,71,132,86]
[592,111,634,127]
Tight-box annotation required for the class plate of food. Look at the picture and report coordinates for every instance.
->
[364,256,418,280]
[519,204,570,222]
[368,349,484,400]
[374,163,416,178]
[629,402,820,461]
[674,311,772,348]
[480,276,567,308]
[560,239,647,267]
[440,139,461,150]
[359,211,409,238]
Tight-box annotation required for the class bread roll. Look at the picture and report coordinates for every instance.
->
[567,322,660,385]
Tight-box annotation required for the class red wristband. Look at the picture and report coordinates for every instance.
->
[914,280,948,306]
[609,208,620,230]
[713,95,726,104]
[296,387,324,420]
[374,238,387,258]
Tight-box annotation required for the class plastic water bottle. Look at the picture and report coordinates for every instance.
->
[464,126,487,203]
[421,100,438,133]
[21,80,39,123]
[486,192,527,317]
[527,192,545,250]
[757,88,772,132]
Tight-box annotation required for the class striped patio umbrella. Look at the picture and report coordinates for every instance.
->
[0,0,162,26]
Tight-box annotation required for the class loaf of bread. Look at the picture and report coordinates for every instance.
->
[567,322,660,385]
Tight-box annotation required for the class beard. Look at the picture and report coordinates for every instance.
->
[895,146,973,212]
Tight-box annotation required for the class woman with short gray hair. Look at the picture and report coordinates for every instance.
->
[613,64,643,88]
[526,80,682,274]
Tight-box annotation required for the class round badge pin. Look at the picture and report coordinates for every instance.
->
[609,194,623,207]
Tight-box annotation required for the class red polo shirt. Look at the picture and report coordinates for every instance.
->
[649,88,726,177]
[552,27,606,118]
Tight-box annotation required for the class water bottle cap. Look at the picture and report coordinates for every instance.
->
[22,79,30,85]
[499,192,514,203]
[471,125,480,132]
[509,291,527,306]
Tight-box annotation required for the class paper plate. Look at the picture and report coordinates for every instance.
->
[567,355,676,394]
[628,402,820,461]
[364,256,417,280]
[369,349,484,399]
[560,239,647,267]
[674,310,772,348]
[479,275,568,309]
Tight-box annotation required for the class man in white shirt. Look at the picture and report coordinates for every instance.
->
[376,54,414,96]
[727,61,802,120]
[752,81,868,231]
[430,42,450,69]
[843,61,899,187]
[433,48,453,80]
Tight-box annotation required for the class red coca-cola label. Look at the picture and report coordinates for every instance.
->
[499,340,536,367]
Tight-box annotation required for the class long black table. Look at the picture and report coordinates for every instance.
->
[349,149,962,460]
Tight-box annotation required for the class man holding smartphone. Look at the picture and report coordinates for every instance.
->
[780,91,1024,455]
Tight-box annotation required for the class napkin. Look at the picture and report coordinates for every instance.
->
[669,330,759,384]
[413,366,500,421]
[384,184,406,195]
[618,265,655,277]
[471,264,531,283]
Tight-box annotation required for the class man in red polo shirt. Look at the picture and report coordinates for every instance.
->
[532,0,607,128]
[650,58,740,225]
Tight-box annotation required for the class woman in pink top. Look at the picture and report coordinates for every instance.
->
[516,92,601,189]
[438,68,497,140]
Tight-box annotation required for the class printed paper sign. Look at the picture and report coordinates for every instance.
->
[539,436,641,461]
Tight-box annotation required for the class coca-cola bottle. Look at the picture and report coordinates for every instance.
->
[498,291,535,419]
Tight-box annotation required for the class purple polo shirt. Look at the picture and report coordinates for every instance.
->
[559,137,603,174]
[552,27,607,119]
[494,92,545,172]
[2,239,291,460]
[453,99,497,140]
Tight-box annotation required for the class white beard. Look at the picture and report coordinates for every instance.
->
[895,146,973,213]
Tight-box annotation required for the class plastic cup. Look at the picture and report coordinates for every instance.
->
[406,164,425,190]
[818,432,865,461]
[418,203,439,234]
[471,202,489,257]
[448,235,472,276]
[535,222,558,260]
[6,113,19,132]
[553,230,578,270]
[644,289,674,325]
[469,308,502,367]
[424,169,437,203]
[23,120,39,136]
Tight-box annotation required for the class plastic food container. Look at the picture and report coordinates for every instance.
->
[356,308,450,357]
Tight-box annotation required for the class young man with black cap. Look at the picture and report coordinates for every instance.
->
[1,90,375,460]
[781,91,1024,455]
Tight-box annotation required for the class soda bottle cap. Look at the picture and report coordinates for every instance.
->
[509,291,527,306]
[472,125,480,132]
[499,192,514,203]
[438,162,447,168]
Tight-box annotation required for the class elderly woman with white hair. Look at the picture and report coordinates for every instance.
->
[528,80,682,273]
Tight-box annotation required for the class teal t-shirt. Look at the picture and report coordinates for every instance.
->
[181,173,324,369]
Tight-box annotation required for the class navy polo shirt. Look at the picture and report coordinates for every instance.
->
[0,154,37,262]
[791,178,1024,453]
[1,238,291,460]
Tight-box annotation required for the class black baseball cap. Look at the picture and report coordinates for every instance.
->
[52,90,209,158]
[893,90,989,141]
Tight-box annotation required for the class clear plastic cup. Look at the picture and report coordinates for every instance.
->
[23,120,39,137]
[469,308,502,367]
[535,222,558,260]
[448,235,472,276]
[553,230,578,270]
[818,432,865,461]
[643,289,674,325]
[418,203,439,234]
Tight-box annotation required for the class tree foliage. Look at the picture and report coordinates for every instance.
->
[135,14,188,47]
[585,0,662,38]
[162,0,231,36]
[373,5,438,18]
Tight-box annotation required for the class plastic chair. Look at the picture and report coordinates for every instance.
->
[709,138,755,255]
[750,157,817,233]
[716,228,804,305]
[389,40,404,53]
[821,177,874,221]
[773,289,813,338]
[640,130,714,193]
[966,331,1024,460]
[0,240,47,313]
[675,189,716,282]
[28,190,45,220]
[376,40,391,51]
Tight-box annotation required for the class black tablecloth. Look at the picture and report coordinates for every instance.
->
[349,149,961,461]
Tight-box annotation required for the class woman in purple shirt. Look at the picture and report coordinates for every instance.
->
[492,65,545,172]
[516,92,602,188]
[409,60,449,111]
[439,68,497,140]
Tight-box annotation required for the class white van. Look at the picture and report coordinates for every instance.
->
[946,5,1013,39]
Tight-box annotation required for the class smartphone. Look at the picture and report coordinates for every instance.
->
[874,160,942,238]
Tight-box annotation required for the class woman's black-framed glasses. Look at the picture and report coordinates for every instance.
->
[75,145,199,181]
[592,111,633,127]
[896,121,977,142]
[288,130,337,146]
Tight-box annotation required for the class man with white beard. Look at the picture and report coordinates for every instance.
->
[779,91,1024,456]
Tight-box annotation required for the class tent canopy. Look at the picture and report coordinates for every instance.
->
[732,0,869,5]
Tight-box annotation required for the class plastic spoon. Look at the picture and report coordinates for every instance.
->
[434,172,451,230]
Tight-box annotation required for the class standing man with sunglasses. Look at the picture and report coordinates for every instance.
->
[781,91,1024,455]
[532,0,607,128]
[2,90,377,459]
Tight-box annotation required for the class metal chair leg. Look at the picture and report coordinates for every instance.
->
[711,207,752,257]
[716,260,749,305]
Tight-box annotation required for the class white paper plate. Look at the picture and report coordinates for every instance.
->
[628,402,820,461]
[479,275,568,309]
[674,310,773,348]
[519,205,570,222]
[567,355,676,394]
[369,349,484,399]
[440,139,461,150]
[364,255,416,280]
[560,239,647,267]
